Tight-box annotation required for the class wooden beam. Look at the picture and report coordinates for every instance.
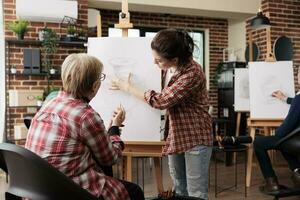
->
[97,14,102,37]
[265,26,276,62]
[114,0,133,37]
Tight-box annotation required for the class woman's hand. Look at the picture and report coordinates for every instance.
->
[110,73,132,92]
[272,90,287,101]
[111,104,126,127]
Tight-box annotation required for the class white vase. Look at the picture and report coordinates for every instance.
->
[37,100,43,107]
[10,68,17,74]
[50,69,56,74]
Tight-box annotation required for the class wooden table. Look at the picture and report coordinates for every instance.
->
[122,141,165,193]
[246,118,283,187]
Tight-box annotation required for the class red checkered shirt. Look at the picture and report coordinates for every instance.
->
[144,60,213,155]
[25,91,130,200]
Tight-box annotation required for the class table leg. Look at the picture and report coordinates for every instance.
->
[246,127,256,187]
[233,112,242,164]
[153,157,164,194]
[245,149,247,197]
[215,151,218,198]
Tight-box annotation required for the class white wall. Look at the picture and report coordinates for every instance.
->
[0,0,5,142]
[89,0,260,19]
[88,8,99,27]
[228,19,246,62]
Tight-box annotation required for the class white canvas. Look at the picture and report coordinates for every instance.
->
[88,37,162,141]
[234,68,250,112]
[249,61,295,119]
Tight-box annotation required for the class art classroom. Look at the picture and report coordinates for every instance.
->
[1,0,300,199]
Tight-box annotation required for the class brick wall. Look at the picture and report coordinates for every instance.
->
[4,0,88,139]
[4,2,229,139]
[99,9,228,117]
[246,0,300,88]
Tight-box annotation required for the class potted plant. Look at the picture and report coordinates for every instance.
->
[49,68,56,75]
[38,27,51,41]
[41,28,59,75]
[36,96,43,107]
[8,19,29,40]
[66,25,77,41]
[213,61,225,87]
[77,29,87,41]
[10,65,17,74]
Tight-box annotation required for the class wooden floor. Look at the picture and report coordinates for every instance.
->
[1,154,300,200]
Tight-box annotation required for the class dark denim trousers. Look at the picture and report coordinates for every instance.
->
[254,135,300,179]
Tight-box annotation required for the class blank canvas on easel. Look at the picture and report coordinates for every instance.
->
[88,37,161,141]
[234,68,250,112]
[249,61,295,119]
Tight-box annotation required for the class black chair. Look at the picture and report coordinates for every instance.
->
[0,142,98,200]
[0,148,9,184]
[0,150,7,173]
[23,116,33,129]
[264,126,300,200]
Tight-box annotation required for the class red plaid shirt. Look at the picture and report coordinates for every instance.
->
[144,60,213,155]
[25,91,130,200]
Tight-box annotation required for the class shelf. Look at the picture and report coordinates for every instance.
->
[5,39,86,47]
[8,71,61,79]
[8,105,40,108]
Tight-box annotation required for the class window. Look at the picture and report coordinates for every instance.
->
[108,28,140,37]
[108,27,205,71]
[189,32,204,71]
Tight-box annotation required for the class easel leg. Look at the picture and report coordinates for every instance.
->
[233,112,242,164]
[235,112,241,137]
[246,127,256,187]
[154,157,164,194]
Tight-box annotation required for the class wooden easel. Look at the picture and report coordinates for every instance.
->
[246,118,283,187]
[235,111,248,137]
[114,0,133,37]
[246,14,278,187]
[96,0,165,194]
[123,141,165,194]
[265,12,276,62]
[233,29,254,137]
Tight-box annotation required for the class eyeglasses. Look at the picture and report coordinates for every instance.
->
[100,73,106,81]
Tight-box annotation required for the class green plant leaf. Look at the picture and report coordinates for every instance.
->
[41,28,59,71]
[8,19,29,34]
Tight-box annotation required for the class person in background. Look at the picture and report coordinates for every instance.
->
[110,29,213,199]
[25,53,144,200]
[254,67,300,194]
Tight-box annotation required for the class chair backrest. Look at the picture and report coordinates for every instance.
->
[275,126,300,156]
[0,150,7,173]
[23,116,32,129]
[0,143,98,200]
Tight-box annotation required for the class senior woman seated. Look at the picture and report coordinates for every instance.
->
[25,53,144,200]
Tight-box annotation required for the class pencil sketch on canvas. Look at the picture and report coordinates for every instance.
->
[88,37,162,141]
[234,68,250,111]
[249,61,295,119]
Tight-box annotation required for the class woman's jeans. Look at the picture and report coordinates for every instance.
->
[168,145,212,200]
[254,135,300,179]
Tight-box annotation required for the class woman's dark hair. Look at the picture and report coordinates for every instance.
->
[151,28,194,69]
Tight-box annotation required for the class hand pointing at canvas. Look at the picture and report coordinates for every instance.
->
[110,73,146,101]
[110,73,133,92]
